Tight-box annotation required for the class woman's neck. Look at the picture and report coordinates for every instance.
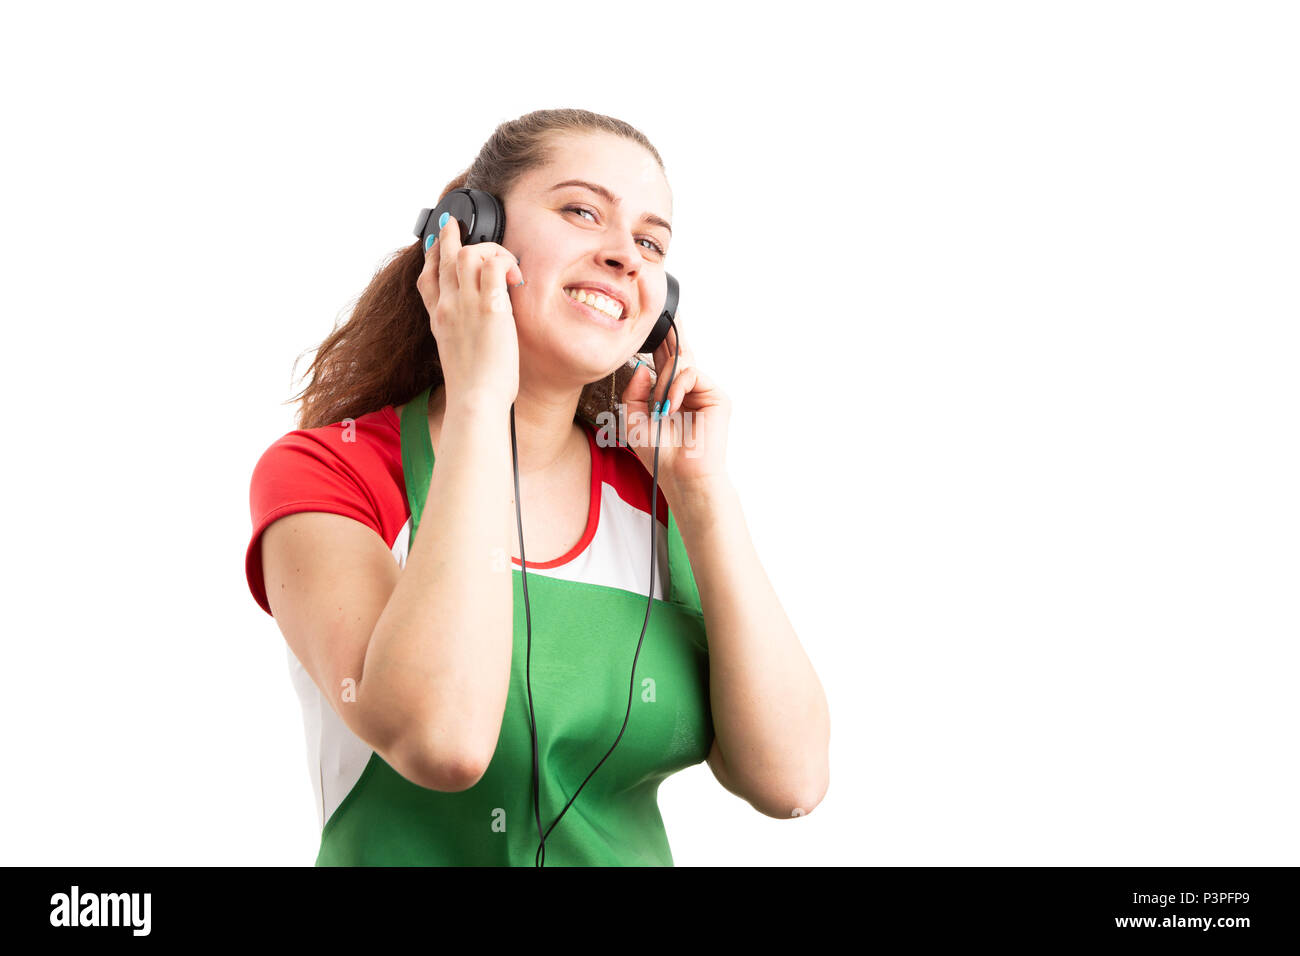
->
[430,380,586,478]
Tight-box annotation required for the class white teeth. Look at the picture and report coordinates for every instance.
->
[565,286,624,320]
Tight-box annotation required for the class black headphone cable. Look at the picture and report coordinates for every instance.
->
[511,318,681,867]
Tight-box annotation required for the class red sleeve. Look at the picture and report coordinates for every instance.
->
[245,408,406,617]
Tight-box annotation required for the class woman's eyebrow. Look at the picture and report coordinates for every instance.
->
[549,179,672,236]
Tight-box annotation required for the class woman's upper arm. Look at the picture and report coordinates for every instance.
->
[259,510,470,791]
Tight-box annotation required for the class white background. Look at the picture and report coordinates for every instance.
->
[1,0,1295,866]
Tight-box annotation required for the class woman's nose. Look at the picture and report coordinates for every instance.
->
[601,237,643,276]
[603,255,636,277]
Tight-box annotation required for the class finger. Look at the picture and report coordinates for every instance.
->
[499,246,523,287]
[652,324,687,403]
[620,363,657,446]
[661,353,692,406]
[481,254,514,314]
[438,214,462,294]
[621,361,654,409]
[419,229,441,304]
[654,344,691,406]
[651,322,675,370]
[474,242,523,287]
[487,245,522,288]
[660,365,698,418]
[689,364,720,398]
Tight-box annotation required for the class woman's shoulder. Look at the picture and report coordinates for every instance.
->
[250,404,404,509]
[246,403,408,616]
[582,419,669,526]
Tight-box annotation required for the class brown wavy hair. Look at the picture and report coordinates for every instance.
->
[287,108,666,430]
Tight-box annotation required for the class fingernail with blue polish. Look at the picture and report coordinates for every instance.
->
[425,234,436,251]
[652,400,661,420]
[662,399,671,417]
[633,359,643,371]
[438,211,450,230]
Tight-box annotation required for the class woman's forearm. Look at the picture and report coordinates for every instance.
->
[362,395,515,783]
[668,475,831,816]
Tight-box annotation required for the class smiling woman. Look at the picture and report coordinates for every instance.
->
[246,108,831,868]
[289,114,672,431]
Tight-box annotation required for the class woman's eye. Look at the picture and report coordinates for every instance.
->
[564,206,665,256]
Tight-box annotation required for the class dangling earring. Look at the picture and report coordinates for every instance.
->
[608,369,617,416]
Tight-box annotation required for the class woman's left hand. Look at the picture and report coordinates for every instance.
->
[620,319,732,493]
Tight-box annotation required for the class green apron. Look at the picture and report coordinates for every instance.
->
[315,387,713,866]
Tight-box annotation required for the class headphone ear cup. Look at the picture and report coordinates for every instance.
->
[638,273,678,354]
[414,188,507,247]
[639,313,671,355]
[464,188,506,245]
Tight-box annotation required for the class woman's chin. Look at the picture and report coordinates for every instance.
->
[519,313,631,373]
[518,339,623,387]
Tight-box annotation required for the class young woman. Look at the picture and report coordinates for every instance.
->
[245,108,829,866]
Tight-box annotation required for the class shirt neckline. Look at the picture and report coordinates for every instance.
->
[385,404,602,570]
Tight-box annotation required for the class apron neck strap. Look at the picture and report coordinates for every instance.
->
[400,384,435,546]
[666,508,698,611]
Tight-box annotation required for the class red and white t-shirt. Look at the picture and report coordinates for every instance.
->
[245,404,671,619]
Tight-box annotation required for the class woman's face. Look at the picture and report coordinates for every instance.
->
[501,131,673,387]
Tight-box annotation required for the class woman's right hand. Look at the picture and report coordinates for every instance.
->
[417,214,525,413]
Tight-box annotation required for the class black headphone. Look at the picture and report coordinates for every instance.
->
[413,187,682,866]
[414,188,677,355]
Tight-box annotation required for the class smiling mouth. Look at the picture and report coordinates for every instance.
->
[562,288,628,328]
[562,286,627,321]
